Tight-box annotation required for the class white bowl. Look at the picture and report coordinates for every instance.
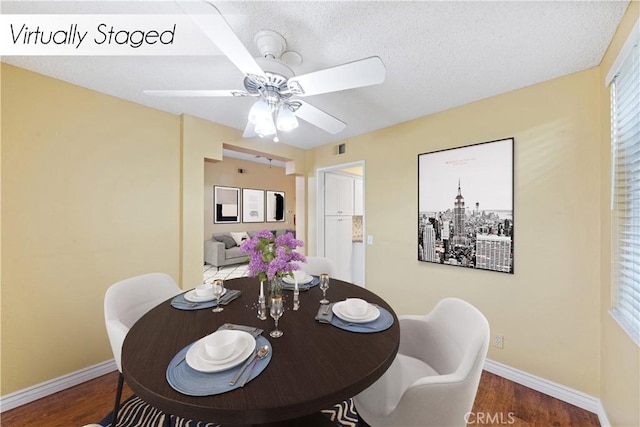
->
[343,298,369,318]
[195,283,214,297]
[203,330,239,361]
[293,270,308,281]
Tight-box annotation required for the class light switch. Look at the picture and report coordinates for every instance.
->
[367,235,374,245]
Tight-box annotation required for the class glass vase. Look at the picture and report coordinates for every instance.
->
[268,276,283,302]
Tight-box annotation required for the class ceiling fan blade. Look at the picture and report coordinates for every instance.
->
[288,56,386,97]
[175,0,265,79]
[144,89,254,97]
[295,101,346,134]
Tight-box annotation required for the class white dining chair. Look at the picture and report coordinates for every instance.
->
[296,256,338,277]
[353,297,490,427]
[104,272,182,426]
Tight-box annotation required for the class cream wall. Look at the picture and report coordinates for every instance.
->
[0,65,307,395]
[0,63,4,387]
[204,158,296,240]
[599,2,640,426]
[180,114,234,287]
[308,68,603,396]
[1,64,181,393]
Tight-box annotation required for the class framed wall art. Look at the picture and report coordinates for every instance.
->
[242,188,265,223]
[266,191,285,222]
[418,137,514,273]
[214,186,240,224]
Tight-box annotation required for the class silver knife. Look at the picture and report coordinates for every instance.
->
[229,350,258,385]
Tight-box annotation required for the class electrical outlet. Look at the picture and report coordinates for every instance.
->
[493,335,504,349]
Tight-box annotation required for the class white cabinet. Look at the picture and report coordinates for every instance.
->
[324,216,353,282]
[354,178,363,216]
[325,173,354,215]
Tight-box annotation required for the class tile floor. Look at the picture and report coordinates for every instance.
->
[203,263,250,283]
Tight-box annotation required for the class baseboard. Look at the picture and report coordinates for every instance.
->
[594,400,611,427]
[484,359,609,426]
[0,359,117,413]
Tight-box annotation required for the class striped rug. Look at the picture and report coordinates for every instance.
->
[99,395,360,426]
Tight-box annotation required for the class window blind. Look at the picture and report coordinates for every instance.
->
[610,31,640,347]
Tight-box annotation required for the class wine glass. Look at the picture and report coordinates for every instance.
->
[319,273,330,304]
[269,297,284,338]
[211,279,225,313]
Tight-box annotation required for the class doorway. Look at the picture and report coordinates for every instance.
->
[317,161,365,287]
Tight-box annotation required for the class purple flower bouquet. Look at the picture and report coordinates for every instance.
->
[239,229,306,283]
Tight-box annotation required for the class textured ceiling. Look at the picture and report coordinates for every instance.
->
[2,1,629,150]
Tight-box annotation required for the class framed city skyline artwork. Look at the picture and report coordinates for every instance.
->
[418,138,514,273]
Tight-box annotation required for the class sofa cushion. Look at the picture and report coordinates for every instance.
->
[213,234,237,249]
[230,231,250,246]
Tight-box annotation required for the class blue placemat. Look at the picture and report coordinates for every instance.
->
[170,289,241,310]
[282,276,320,291]
[166,335,272,396]
[330,306,394,333]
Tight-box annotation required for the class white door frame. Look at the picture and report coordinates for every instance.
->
[316,160,365,284]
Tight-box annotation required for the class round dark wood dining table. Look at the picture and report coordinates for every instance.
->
[122,276,399,426]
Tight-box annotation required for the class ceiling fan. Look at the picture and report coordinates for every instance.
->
[144,1,387,142]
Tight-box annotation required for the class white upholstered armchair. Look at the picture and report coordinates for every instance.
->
[353,298,490,427]
[296,256,338,277]
[104,272,182,426]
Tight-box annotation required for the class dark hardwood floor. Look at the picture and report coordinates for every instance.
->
[1,370,599,427]
[1,372,133,427]
[468,371,600,426]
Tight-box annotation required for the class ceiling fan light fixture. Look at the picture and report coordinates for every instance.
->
[254,117,276,136]
[248,99,271,125]
[276,105,299,132]
[145,10,387,142]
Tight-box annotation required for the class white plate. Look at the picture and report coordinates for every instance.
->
[332,301,380,323]
[282,274,313,285]
[184,287,227,302]
[186,331,255,373]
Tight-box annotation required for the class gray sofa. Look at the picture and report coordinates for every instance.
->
[204,229,295,269]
